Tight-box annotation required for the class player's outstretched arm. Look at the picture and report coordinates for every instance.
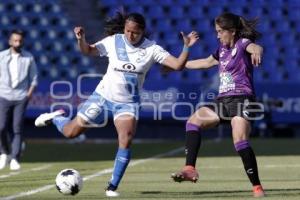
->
[186,55,219,69]
[246,43,263,67]
[74,26,99,56]
[162,31,199,71]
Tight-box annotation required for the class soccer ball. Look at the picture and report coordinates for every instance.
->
[55,169,83,195]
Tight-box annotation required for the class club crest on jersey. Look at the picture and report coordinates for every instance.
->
[138,49,146,57]
[231,47,237,57]
[242,38,249,43]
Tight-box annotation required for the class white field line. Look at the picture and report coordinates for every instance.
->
[0,147,184,200]
[0,164,52,179]
[2,148,300,200]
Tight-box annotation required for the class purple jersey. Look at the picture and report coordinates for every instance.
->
[212,38,255,98]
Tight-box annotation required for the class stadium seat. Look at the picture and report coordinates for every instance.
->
[175,19,192,32]
[288,9,300,20]
[229,0,248,6]
[134,0,153,6]
[195,19,213,33]
[165,32,180,45]
[268,8,284,21]
[158,0,173,5]
[247,7,264,18]
[207,7,223,19]
[98,0,119,7]
[186,70,202,82]
[168,6,184,19]
[175,0,192,6]
[187,6,205,19]
[147,6,165,19]
[126,5,144,14]
[165,71,182,81]
[267,0,284,7]
[155,20,173,32]
[226,6,244,16]
[167,44,182,55]
[284,47,298,60]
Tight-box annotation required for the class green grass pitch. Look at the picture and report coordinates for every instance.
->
[0,139,300,199]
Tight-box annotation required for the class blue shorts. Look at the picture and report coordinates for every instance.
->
[78,92,139,124]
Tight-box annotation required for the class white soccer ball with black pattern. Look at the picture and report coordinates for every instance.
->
[55,169,83,195]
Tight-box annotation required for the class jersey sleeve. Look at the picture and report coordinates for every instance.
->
[212,47,220,61]
[238,38,252,50]
[93,35,114,57]
[152,44,170,64]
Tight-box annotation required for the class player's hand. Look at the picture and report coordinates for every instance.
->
[74,26,85,40]
[251,46,263,67]
[181,31,199,47]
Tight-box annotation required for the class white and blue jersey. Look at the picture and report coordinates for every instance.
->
[78,34,169,122]
[94,34,170,103]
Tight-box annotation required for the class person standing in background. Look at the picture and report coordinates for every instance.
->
[0,30,38,170]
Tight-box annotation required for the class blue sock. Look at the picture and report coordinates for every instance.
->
[110,148,131,189]
[52,116,70,134]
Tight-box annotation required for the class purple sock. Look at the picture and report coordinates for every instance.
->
[185,123,199,132]
[234,140,250,151]
[185,122,201,166]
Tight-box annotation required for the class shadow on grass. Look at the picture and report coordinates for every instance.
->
[140,188,300,198]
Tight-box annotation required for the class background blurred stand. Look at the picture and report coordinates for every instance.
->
[255,96,285,138]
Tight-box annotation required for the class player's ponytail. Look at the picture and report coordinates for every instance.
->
[104,11,146,36]
[104,11,127,36]
[215,12,261,42]
[238,16,261,42]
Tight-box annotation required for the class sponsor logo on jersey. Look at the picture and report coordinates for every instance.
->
[122,63,136,70]
[114,63,143,74]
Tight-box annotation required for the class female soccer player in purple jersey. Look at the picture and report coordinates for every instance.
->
[171,12,265,198]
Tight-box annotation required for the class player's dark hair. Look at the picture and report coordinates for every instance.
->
[215,12,261,42]
[104,11,146,36]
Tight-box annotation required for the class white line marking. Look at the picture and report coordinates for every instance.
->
[0,164,52,179]
[3,148,299,200]
[0,147,184,200]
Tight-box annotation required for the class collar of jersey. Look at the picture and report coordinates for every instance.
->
[123,34,145,49]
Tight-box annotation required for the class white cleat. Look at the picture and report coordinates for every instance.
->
[34,109,65,127]
[105,190,120,197]
[0,154,9,170]
[10,159,21,170]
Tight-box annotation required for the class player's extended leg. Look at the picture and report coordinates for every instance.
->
[231,116,265,198]
[172,107,220,182]
[35,110,88,138]
[105,114,136,197]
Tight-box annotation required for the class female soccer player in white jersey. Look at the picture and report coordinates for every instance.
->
[171,12,265,198]
[35,12,198,197]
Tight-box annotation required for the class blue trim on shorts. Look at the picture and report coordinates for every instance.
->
[78,92,139,124]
